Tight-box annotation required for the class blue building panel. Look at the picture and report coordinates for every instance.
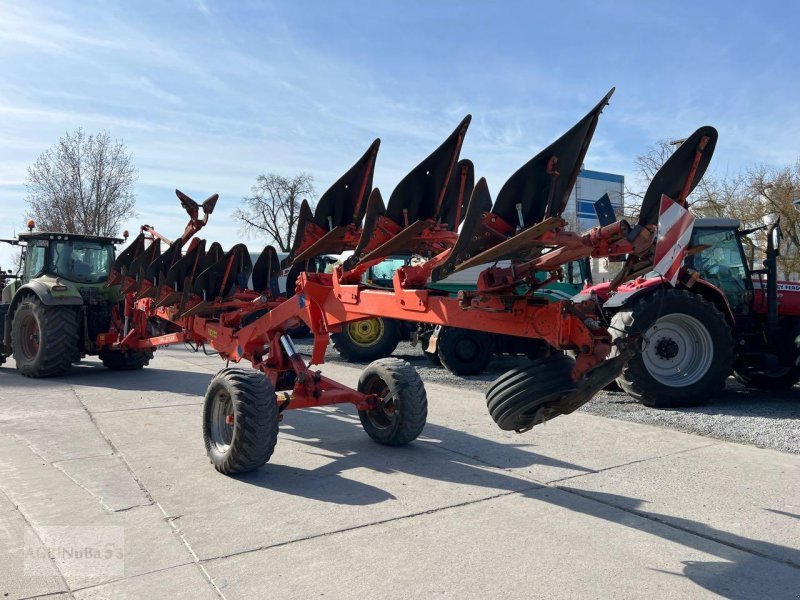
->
[579,169,625,184]
[562,168,625,233]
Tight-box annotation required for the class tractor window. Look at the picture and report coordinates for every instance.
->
[368,257,407,287]
[565,259,590,285]
[49,240,114,284]
[687,228,749,312]
[24,242,47,282]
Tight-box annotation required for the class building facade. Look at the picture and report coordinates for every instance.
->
[561,168,625,231]
[562,168,625,282]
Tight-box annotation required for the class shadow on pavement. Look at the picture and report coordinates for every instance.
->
[555,488,800,598]
[0,362,214,397]
[236,408,800,597]
[234,407,589,503]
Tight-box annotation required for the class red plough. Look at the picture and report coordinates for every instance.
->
[100,88,709,475]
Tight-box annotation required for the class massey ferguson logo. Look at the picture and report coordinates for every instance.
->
[752,282,800,292]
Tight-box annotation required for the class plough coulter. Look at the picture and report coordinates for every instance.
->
[94,87,716,474]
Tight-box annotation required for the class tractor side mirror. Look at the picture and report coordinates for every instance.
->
[767,218,782,258]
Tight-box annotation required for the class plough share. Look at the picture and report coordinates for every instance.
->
[102,88,715,474]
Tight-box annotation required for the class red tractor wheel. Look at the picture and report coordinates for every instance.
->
[610,289,734,408]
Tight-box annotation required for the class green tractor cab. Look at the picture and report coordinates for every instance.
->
[1,230,150,377]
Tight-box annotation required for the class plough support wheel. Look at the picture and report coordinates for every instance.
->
[486,353,577,431]
[357,358,428,445]
[203,368,279,475]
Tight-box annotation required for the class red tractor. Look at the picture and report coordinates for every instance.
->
[579,145,800,407]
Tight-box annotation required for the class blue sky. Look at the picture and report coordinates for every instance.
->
[1,0,798,265]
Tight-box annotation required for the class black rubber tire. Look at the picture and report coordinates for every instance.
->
[11,297,79,378]
[202,368,279,475]
[437,327,493,375]
[733,319,800,391]
[331,318,401,362]
[610,289,734,408]
[99,348,153,370]
[486,353,577,431]
[357,358,427,445]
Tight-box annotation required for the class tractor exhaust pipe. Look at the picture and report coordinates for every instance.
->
[765,219,782,328]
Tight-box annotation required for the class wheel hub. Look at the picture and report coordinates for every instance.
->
[454,338,478,362]
[655,337,680,360]
[642,314,714,387]
[210,390,234,451]
[21,315,40,359]
[347,319,383,346]
[362,376,397,429]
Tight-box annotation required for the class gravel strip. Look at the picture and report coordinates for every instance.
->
[294,338,800,454]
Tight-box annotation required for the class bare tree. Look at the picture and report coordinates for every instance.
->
[626,139,675,203]
[628,139,800,277]
[747,163,800,277]
[234,173,316,252]
[25,128,137,236]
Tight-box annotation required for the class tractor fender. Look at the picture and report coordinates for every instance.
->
[598,278,736,325]
[574,278,662,308]
[601,283,660,309]
[3,282,83,349]
[12,281,84,307]
[681,278,736,325]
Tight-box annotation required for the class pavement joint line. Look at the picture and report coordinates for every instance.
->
[542,441,722,485]
[201,485,541,565]
[0,486,73,598]
[554,485,800,571]
[9,433,150,514]
[66,384,228,600]
[66,386,157,505]
[385,432,800,570]
[7,436,152,513]
[152,496,229,600]
[18,591,76,600]
[52,458,154,514]
[47,560,197,597]
[51,452,116,464]
[91,401,204,414]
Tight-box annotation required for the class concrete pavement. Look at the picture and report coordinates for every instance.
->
[0,347,798,599]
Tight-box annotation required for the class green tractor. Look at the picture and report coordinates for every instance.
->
[0,228,150,377]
